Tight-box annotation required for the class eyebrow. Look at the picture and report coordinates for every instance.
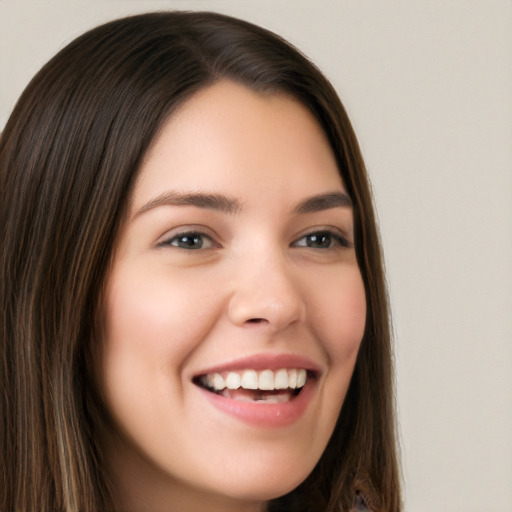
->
[293,192,353,214]
[134,191,243,217]
[134,190,352,218]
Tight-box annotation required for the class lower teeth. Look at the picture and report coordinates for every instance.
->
[219,388,299,403]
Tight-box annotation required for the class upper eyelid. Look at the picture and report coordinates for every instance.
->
[293,225,351,240]
[156,226,219,247]
[292,229,352,248]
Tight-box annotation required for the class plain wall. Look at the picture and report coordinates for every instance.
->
[1,1,511,511]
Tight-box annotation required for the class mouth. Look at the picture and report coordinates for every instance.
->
[193,368,314,404]
[192,354,321,427]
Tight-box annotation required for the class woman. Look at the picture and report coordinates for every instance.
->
[0,11,400,512]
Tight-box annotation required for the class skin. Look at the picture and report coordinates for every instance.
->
[100,80,366,512]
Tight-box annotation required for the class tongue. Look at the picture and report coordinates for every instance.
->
[221,388,294,403]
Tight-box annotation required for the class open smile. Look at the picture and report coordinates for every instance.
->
[192,355,321,426]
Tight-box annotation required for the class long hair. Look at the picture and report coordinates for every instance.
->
[0,11,400,512]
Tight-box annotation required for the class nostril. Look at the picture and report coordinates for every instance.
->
[228,289,304,329]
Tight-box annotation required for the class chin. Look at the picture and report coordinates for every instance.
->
[200,455,315,504]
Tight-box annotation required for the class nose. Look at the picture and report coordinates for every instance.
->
[227,252,306,331]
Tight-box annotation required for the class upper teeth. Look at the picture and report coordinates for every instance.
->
[201,368,308,392]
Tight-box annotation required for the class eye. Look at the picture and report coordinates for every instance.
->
[159,231,216,250]
[293,230,350,249]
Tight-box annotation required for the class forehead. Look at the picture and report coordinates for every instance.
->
[133,80,344,210]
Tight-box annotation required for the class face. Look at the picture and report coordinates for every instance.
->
[100,81,366,512]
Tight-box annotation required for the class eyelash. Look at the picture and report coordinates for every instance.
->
[158,231,216,250]
[158,229,351,251]
[293,230,351,249]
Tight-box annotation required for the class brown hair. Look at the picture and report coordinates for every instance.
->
[0,11,400,512]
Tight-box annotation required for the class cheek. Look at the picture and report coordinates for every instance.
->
[99,267,223,417]
[103,266,218,359]
[303,268,366,460]
[312,269,367,362]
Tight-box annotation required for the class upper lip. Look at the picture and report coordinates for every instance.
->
[192,353,323,378]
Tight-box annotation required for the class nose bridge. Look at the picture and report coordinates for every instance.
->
[227,243,305,330]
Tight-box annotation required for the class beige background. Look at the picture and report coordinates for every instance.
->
[1,1,511,510]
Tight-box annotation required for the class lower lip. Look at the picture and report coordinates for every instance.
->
[197,380,316,428]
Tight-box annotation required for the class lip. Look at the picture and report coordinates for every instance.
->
[192,353,321,428]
